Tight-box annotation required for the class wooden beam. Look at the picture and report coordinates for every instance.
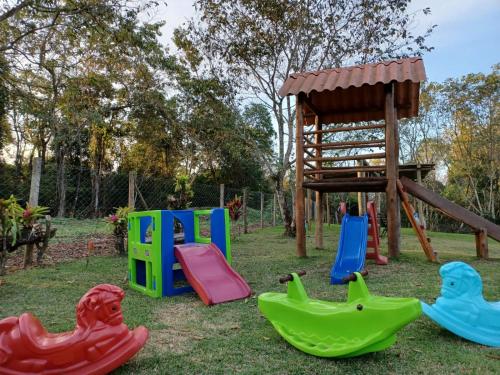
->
[304,166,386,175]
[303,135,314,144]
[304,139,386,150]
[385,83,400,258]
[397,179,437,262]
[304,124,384,135]
[295,94,306,257]
[400,176,500,242]
[357,160,365,215]
[303,96,321,116]
[303,177,388,193]
[305,152,386,163]
[304,148,315,158]
[304,174,319,181]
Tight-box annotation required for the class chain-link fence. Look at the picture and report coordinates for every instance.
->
[0,163,282,232]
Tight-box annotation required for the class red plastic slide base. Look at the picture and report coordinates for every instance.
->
[366,252,389,265]
[366,201,388,265]
[0,284,148,375]
[175,243,252,305]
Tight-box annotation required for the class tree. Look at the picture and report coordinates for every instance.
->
[1,0,170,216]
[441,66,500,221]
[176,0,435,236]
[399,82,448,164]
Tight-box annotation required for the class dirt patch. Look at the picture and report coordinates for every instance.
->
[201,310,242,332]
[3,234,117,274]
[145,301,204,355]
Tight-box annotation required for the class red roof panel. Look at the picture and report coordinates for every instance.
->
[279,57,426,125]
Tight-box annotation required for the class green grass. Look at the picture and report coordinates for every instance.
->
[0,225,499,374]
[49,217,109,242]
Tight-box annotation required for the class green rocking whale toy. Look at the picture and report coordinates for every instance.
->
[258,271,421,358]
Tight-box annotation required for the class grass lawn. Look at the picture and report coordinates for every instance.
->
[0,225,499,374]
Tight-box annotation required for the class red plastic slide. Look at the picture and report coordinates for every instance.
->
[174,243,252,305]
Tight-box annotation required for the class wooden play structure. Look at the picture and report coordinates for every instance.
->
[279,57,500,260]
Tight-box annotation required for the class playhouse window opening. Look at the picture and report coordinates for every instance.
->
[174,218,185,244]
[198,214,211,238]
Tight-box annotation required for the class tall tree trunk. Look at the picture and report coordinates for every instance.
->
[72,164,83,217]
[91,169,101,218]
[275,170,295,237]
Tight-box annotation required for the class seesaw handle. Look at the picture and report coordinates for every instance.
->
[342,269,368,283]
[279,270,306,284]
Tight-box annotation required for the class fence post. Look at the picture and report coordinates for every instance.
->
[326,193,330,225]
[29,157,42,206]
[128,171,136,209]
[272,193,276,226]
[243,188,248,234]
[220,184,225,208]
[25,157,42,268]
[260,192,264,229]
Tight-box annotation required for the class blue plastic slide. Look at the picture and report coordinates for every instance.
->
[330,214,368,284]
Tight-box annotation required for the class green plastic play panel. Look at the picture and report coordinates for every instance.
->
[258,273,421,358]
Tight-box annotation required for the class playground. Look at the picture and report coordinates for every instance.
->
[0,224,498,373]
[1,1,499,373]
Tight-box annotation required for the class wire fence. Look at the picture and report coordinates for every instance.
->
[0,164,281,230]
[0,161,470,248]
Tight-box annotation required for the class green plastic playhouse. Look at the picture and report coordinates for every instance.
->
[127,208,231,298]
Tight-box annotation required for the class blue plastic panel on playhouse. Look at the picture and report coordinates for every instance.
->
[210,208,227,258]
[129,208,231,298]
[161,210,194,297]
[330,214,368,284]
[139,216,152,243]
[172,210,195,242]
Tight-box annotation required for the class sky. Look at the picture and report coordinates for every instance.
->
[152,0,500,83]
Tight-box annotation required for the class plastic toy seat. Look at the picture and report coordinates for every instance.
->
[258,272,421,357]
[0,284,148,375]
[421,261,500,347]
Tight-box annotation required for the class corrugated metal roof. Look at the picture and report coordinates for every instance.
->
[279,57,426,125]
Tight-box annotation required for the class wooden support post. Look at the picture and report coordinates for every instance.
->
[243,188,248,234]
[306,189,312,231]
[475,228,488,259]
[128,171,136,209]
[295,94,306,257]
[314,114,323,249]
[397,180,437,262]
[358,190,364,215]
[385,83,401,258]
[272,194,276,226]
[260,192,264,229]
[220,184,225,208]
[29,157,42,206]
[36,215,53,265]
[356,161,366,215]
[315,192,323,249]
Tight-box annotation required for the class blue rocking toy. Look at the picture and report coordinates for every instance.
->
[421,262,500,347]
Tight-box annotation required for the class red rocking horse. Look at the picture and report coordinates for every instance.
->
[0,284,148,375]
